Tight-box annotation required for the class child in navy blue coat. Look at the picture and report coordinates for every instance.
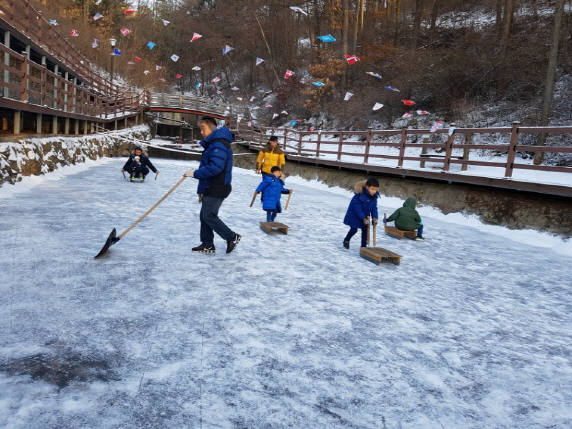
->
[343,178,380,249]
[254,166,292,222]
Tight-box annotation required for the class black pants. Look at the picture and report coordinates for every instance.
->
[344,226,367,247]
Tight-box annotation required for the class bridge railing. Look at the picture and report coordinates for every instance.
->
[232,121,572,179]
[0,0,120,97]
[149,93,229,117]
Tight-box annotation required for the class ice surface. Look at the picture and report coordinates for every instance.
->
[0,158,571,428]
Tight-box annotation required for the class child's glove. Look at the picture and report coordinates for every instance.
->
[372,218,378,226]
[363,219,371,226]
[184,168,195,178]
[254,191,259,195]
[383,218,387,223]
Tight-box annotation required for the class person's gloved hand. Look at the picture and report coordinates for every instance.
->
[288,189,293,194]
[383,218,387,223]
[372,218,378,226]
[363,218,371,226]
[254,191,259,195]
[184,168,195,178]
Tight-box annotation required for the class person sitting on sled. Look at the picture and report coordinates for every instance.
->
[121,147,159,181]
[385,197,425,241]
[343,178,380,249]
[253,166,292,222]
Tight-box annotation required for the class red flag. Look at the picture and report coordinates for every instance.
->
[401,99,416,105]
[135,57,141,61]
[125,7,136,15]
[176,74,182,79]
[284,69,294,79]
[70,29,79,37]
[345,55,360,65]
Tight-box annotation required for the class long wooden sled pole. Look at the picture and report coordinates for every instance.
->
[250,193,257,207]
[284,192,292,210]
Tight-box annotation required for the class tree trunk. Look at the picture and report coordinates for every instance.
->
[411,0,424,49]
[341,0,349,94]
[428,0,439,47]
[393,0,401,46]
[498,0,515,60]
[534,0,565,165]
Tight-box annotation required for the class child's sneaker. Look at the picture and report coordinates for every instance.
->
[226,234,241,254]
[130,176,135,182]
[415,236,425,241]
[192,244,215,253]
[343,240,350,249]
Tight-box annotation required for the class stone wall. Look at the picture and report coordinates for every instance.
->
[0,126,151,187]
[232,144,572,238]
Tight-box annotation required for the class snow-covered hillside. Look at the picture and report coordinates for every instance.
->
[0,158,571,428]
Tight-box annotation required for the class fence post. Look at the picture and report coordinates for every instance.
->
[284,128,288,151]
[316,130,322,158]
[337,132,344,161]
[462,125,473,172]
[504,121,521,178]
[443,123,456,172]
[364,128,372,164]
[397,127,407,167]
[297,130,302,155]
[420,134,429,168]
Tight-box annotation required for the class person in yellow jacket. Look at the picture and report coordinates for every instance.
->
[256,136,286,177]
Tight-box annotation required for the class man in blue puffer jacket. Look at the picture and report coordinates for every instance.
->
[343,178,380,249]
[184,116,241,254]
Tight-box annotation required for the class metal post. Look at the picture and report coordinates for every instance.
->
[36,113,42,134]
[64,117,70,134]
[84,120,88,135]
[74,119,79,135]
[52,116,58,134]
[14,110,21,134]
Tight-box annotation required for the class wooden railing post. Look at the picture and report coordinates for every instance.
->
[397,127,407,168]
[420,134,429,168]
[283,128,288,151]
[443,123,456,172]
[504,121,521,178]
[462,125,473,172]
[316,130,322,158]
[297,130,302,155]
[337,131,344,161]
[364,128,372,164]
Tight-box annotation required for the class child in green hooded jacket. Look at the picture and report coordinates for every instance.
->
[385,197,425,241]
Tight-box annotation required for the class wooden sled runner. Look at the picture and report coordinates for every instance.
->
[359,219,403,266]
[383,212,417,240]
[260,221,289,234]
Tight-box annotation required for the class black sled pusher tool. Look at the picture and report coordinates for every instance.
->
[95,176,187,258]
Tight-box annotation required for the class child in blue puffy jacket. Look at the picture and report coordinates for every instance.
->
[343,178,380,249]
[254,166,292,222]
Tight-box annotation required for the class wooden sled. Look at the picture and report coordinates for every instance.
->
[260,221,289,235]
[383,212,417,240]
[360,247,403,266]
[359,220,403,266]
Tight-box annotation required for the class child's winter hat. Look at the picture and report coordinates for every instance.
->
[271,166,281,173]
[268,136,278,141]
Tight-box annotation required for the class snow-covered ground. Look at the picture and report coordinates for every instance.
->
[1,157,571,428]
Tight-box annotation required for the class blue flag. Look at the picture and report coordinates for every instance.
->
[317,35,336,42]
[146,41,156,49]
[113,48,121,56]
[312,82,325,87]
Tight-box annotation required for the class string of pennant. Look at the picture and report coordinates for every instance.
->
[48,3,436,125]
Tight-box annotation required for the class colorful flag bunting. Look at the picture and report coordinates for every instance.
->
[127,61,135,65]
[190,33,202,42]
[92,38,99,48]
[159,78,166,82]
[70,29,79,37]
[237,97,243,101]
[265,104,273,108]
[250,96,256,102]
[162,19,170,26]
[289,6,308,15]
[155,65,162,70]
[402,112,413,118]
[135,57,142,61]
[120,28,131,36]
[222,45,234,55]
[95,0,102,4]
[231,86,239,91]
[272,113,279,119]
[143,70,150,75]
[317,35,336,42]
[345,55,360,65]
[255,58,264,66]
[385,86,400,92]
[284,70,294,79]
[113,48,121,56]
[344,92,353,101]
[93,13,103,20]
[366,72,382,79]
[212,77,221,83]
[281,110,288,115]
[192,66,201,71]
[176,74,182,78]
[430,121,444,133]
[146,42,156,49]
[401,99,416,105]
[290,120,297,126]
[196,83,202,89]
[417,110,430,115]
[49,20,58,25]
[125,7,136,15]
[312,82,325,87]
[170,54,179,62]
[373,102,384,111]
